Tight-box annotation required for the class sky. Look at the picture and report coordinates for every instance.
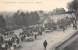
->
[0,0,72,11]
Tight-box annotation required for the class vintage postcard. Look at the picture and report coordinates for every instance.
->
[0,0,77,50]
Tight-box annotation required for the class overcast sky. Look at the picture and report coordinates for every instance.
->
[0,0,72,11]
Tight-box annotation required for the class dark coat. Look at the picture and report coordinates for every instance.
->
[43,40,47,48]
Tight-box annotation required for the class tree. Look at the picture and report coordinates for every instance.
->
[0,15,6,29]
[13,11,40,27]
[13,11,24,27]
[68,0,78,19]
[68,0,78,11]
[30,11,40,25]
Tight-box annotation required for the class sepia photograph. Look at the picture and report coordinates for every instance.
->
[0,0,78,50]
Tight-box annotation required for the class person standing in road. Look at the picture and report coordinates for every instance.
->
[43,40,48,50]
[35,34,37,39]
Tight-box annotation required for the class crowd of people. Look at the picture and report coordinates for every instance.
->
[45,16,78,31]
[0,26,44,50]
[0,15,77,50]
[0,32,21,50]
